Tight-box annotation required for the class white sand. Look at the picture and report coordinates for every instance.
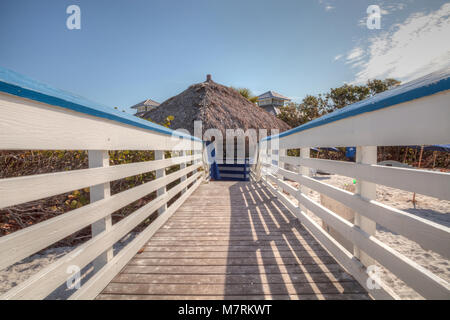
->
[285,173,450,300]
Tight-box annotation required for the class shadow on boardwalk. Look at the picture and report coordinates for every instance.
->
[97,181,370,300]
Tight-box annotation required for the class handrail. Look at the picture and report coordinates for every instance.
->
[273,165,449,259]
[0,68,206,300]
[0,154,201,209]
[253,70,450,300]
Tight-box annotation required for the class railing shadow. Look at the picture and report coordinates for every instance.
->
[224,181,369,300]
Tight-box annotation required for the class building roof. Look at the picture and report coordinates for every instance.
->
[257,91,291,101]
[142,76,290,137]
[130,98,160,109]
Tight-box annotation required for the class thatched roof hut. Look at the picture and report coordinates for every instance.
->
[142,75,290,138]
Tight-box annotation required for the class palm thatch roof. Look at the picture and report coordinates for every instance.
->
[142,76,290,138]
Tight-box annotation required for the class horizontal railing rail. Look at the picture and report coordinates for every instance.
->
[253,70,450,300]
[0,69,206,300]
[273,165,449,259]
[0,154,202,209]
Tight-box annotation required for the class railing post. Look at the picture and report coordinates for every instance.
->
[354,146,377,267]
[201,144,210,180]
[180,150,187,194]
[155,150,167,215]
[298,147,310,212]
[89,150,113,271]
[271,148,279,176]
[279,148,286,180]
[265,141,271,178]
[193,149,199,174]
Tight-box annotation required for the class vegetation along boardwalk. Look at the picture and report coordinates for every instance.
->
[98,181,370,300]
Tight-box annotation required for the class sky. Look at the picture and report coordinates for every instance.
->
[0,0,449,112]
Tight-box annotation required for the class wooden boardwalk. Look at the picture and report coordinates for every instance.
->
[98,181,370,300]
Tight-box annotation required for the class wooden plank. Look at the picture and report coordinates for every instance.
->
[179,150,187,194]
[128,256,338,266]
[280,156,450,200]
[353,146,376,267]
[161,224,297,229]
[0,163,201,270]
[101,281,366,296]
[111,272,354,284]
[96,293,372,300]
[155,150,167,215]
[149,237,317,243]
[0,154,199,209]
[143,244,327,252]
[121,264,345,275]
[89,150,113,272]
[145,240,324,246]
[158,226,300,231]
[136,250,331,258]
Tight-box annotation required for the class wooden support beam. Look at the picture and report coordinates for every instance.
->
[89,150,113,271]
[298,147,311,214]
[180,150,187,194]
[354,146,377,267]
[155,150,167,215]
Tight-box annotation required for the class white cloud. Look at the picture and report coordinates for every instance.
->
[346,47,365,63]
[382,2,407,15]
[349,3,450,83]
[358,17,367,28]
[318,0,335,12]
[334,54,343,61]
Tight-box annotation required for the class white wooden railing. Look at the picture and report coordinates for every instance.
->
[0,75,205,299]
[252,71,450,300]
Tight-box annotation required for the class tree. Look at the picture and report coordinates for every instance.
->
[367,78,401,94]
[299,95,325,122]
[232,87,258,104]
[325,78,400,112]
[277,78,401,128]
[325,84,370,111]
[277,103,302,128]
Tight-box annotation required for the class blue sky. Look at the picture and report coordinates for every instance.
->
[0,0,449,112]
